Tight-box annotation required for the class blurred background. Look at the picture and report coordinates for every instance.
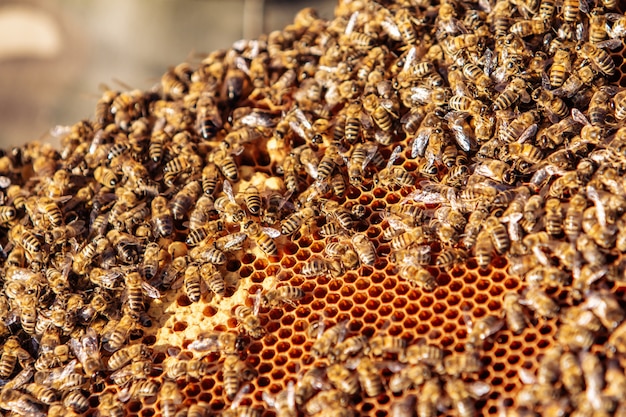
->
[0,0,336,148]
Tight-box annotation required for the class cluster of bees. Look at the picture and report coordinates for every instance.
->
[0,0,625,415]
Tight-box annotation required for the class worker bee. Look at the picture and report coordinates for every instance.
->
[242,219,280,257]
[170,180,202,220]
[213,232,247,253]
[326,364,360,395]
[200,262,226,296]
[520,286,559,318]
[242,184,262,216]
[311,321,348,358]
[389,364,431,394]
[444,351,482,377]
[141,241,160,279]
[0,336,32,379]
[201,163,220,196]
[356,357,384,397]
[110,359,153,386]
[544,197,564,237]
[582,290,625,331]
[164,357,213,381]
[445,378,491,417]
[576,42,617,76]
[281,206,316,236]
[235,304,265,339]
[362,93,396,132]
[532,88,569,122]
[63,390,90,413]
[374,146,414,187]
[367,333,407,359]
[502,292,527,334]
[121,379,160,401]
[473,229,494,270]
[559,351,584,395]
[399,264,437,291]
[466,314,503,349]
[97,392,124,417]
[317,143,343,182]
[261,286,304,309]
[69,327,102,378]
[107,343,150,371]
[510,18,549,37]
[215,180,246,223]
[417,379,443,417]
[183,264,202,302]
[151,196,174,237]
[10,223,42,257]
[211,145,239,182]
[94,166,119,188]
[347,142,378,188]
[124,271,161,315]
[222,354,244,400]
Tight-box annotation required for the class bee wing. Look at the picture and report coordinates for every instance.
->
[412,129,430,158]
[345,11,359,35]
[386,146,402,171]
[0,176,10,188]
[253,288,263,316]
[579,0,591,13]
[483,48,495,76]
[141,281,161,299]
[571,108,590,125]
[262,227,281,238]
[382,16,402,41]
[408,85,432,103]
[110,365,134,384]
[517,124,538,144]
[362,144,379,171]
[596,38,624,50]
[225,233,247,250]
[233,56,249,75]
[586,185,606,227]
[240,111,277,128]
[468,381,492,398]
[222,180,236,204]
[231,384,252,410]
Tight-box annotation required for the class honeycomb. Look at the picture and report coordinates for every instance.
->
[2,0,626,416]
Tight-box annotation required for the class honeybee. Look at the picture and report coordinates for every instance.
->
[124,271,161,316]
[347,143,378,187]
[317,143,343,181]
[582,290,625,331]
[418,379,443,417]
[399,264,437,291]
[141,242,160,280]
[171,180,202,220]
[201,163,220,196]
[281,206,316,236]
[559,351,584,395]
[510,18,549,37]
[97,392,124,417]
[356,357,384,397]
[235,305,265,339]
[449,95,486,116]
[576,42,617,76]
[502,292,527,334]
[0,336,32,379]
[532,88,569,122]
[10,223,42,257]
[211,145,239,182]
[349,233,375,265]
[213,232,247,252]
[107,343,150,371]
[445,378,491,417]
[69,327,102,377]
[261,286,304,309]
[474,229,494,270]
[325,364,360,395]
[122,379,160,401]
[242,220,280,257]
[521,286,559,318]
[474,159,516,184]
[188,331,244,356]
[110,359,153,386]
[215,180,246,223]
[466,314,503,349]
[183,264,202,302]
[151,196,174,237]
[374,146,414,187]
[223,354,244,400]
[367,333,407,359]
[201,262,226,296]
[311,321,348,358]
[164,357,213,381]
[362,93,397,132]
[94,166,119,188]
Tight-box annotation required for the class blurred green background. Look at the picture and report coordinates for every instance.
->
[0,0,335,147]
